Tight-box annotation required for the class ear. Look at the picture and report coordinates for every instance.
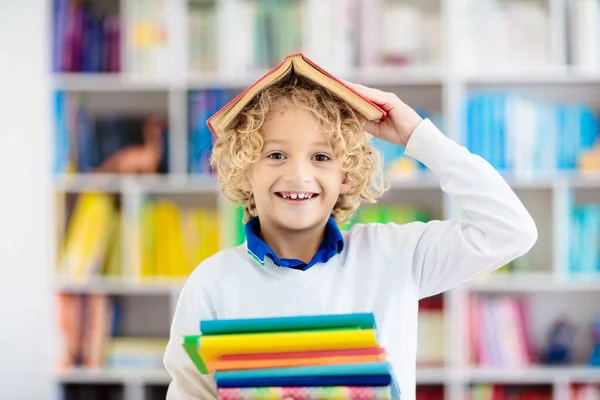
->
[340,173,351,195]
[241,180,252,192]
[241,169,252,193]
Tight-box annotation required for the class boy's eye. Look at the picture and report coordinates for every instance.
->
[267,152,285,160]
[313,154,330,162]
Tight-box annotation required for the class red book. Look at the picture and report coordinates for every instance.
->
[206,52,387,137]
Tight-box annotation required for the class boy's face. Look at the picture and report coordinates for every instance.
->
[245,106,349,233]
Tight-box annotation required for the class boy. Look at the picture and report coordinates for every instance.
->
[163,74,537,400]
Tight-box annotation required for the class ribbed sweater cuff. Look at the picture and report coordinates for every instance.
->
[403,118,458,175]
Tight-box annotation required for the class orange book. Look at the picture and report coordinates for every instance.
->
[206,52,387,138]
[207,353,386,372]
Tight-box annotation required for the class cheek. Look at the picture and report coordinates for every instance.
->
[321,170,346,196]
[246,164,271,196]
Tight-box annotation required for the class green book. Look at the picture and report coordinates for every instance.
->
[182,335,208,374]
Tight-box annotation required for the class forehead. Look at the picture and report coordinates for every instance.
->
[262,106,328,144]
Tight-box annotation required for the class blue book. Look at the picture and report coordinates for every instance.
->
[213,361,391,381]
[215,375,392,388]
[200,312,377,335]
[53,91,68,175]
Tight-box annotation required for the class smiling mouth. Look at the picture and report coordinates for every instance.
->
[275,192,319,200]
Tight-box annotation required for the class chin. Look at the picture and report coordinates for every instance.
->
[273,212,329,232]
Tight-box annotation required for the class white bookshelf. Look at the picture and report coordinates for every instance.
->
[49,0,600,399]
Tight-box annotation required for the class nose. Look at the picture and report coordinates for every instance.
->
[282,156,312,185]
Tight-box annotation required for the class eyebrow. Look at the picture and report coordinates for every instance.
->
[264,139,330,147]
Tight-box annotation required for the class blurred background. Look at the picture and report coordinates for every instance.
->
[0,0,600,399]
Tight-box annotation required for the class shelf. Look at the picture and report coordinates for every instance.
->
[54,172,444,193]
[57,67,446,92]
[54,276,185,295]
[416,367,450,384]
[53,74,174,92]
[57,367,171,385]
[466,273,600,293]
[59,366,600,386]
[52,69,600,91]
[464,68,600,85]
[465,366,600,384]
[52,171,600,194]
[54,173,219,194]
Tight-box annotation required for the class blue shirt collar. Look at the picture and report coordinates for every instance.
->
[244,216,344,270]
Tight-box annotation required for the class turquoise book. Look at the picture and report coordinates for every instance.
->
[199,312,377,335]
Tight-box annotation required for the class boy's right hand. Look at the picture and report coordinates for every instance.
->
[342,80,423,147]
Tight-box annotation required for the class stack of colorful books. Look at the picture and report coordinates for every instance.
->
[182,313,400,400]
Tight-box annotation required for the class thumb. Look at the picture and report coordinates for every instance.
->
[362,119,381,137]
[355,112,380,137]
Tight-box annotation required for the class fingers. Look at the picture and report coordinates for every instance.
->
[340,79,399,111]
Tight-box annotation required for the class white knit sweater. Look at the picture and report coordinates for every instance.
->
[163,118,538,400]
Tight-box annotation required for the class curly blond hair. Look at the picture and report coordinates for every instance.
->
[210,74,387,224]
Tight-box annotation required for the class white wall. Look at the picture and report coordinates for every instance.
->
[0,1,55,399]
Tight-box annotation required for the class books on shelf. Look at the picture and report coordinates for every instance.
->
[57,193,122,280]
[572,383,600,400]
[53,0,445,78]
[58,293,167,370]
[57,192,221,282]
[188,1,217,74]
[188,89,232,175]
[469,384,553,400]
[416,295,445,368]
[52,0,173,77]
[567,0,600,70]
[53,91,169,176]
[52,0,121,73]
[183,313,400,399]
[458,0,551,72]
[123,0,170,79]
[466,92,599,175]
[136,197,219,278]
[342,204,434,232]
[568,202,600,276]
[468,295,535,367]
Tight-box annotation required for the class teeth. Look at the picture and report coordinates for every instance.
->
[279,192,315,199]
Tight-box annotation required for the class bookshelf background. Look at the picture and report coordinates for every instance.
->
[48,0,600,399]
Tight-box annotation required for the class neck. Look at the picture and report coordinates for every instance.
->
[258,219,327,264]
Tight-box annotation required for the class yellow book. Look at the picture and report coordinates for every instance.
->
[58,192,95,274]
[196,208,219,262]
[198,328,378,362]
[166,202,186,276]
[76,195,114,278]
[59,193,114,280]
[154,202,170,277]
[102,211,122,276]
[181,208,204,273]
[140,200,156,277]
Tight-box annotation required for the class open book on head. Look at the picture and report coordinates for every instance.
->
[206,52,387,137]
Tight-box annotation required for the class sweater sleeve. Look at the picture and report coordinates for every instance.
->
[383,118,538,299]
[164,270,219,400]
